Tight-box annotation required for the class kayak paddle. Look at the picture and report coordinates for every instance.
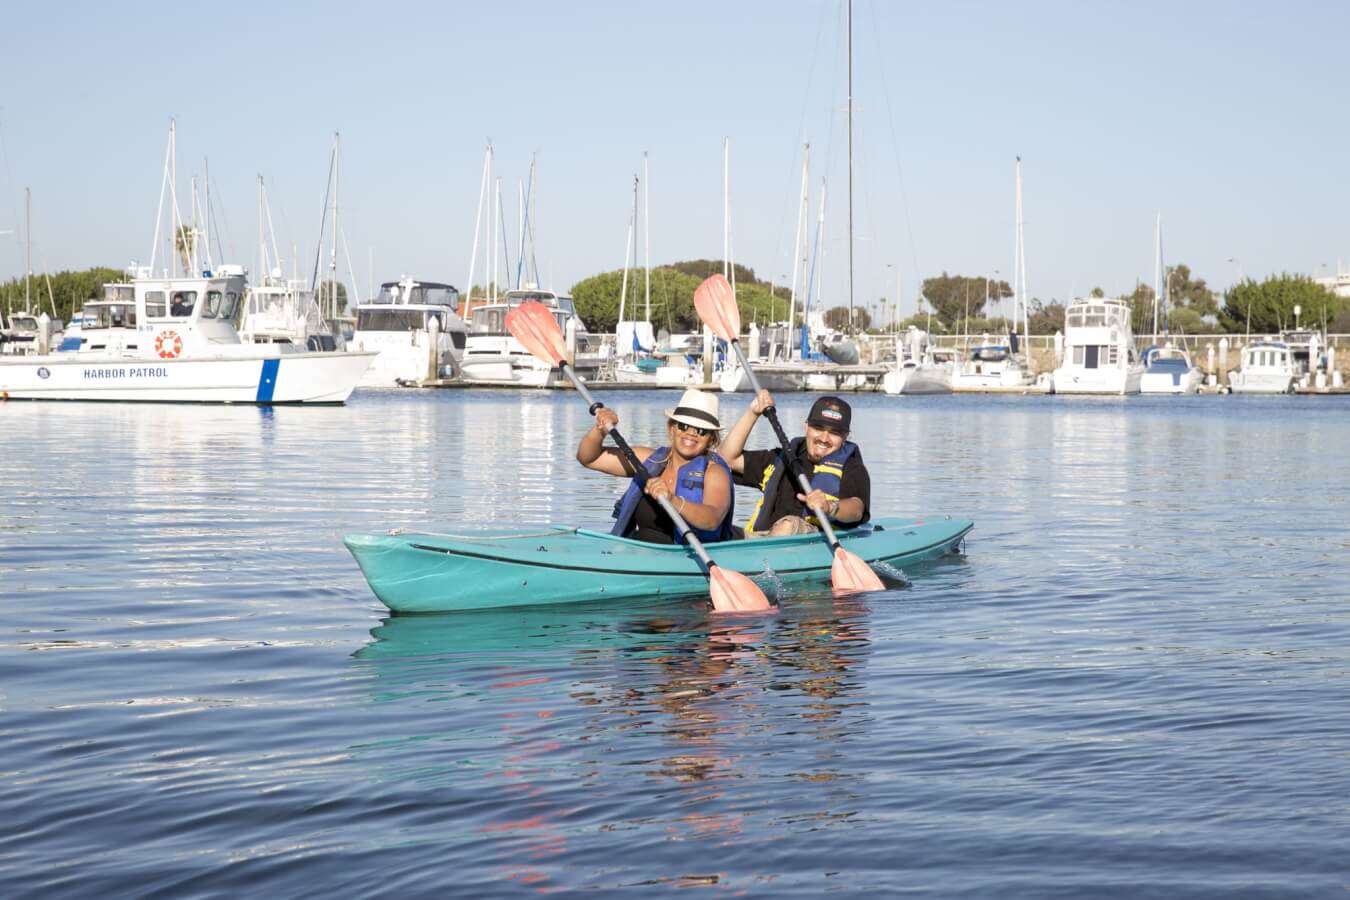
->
[505,300,773,613]
[693,273,886,593]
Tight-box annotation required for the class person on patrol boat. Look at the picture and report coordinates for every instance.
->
[576,388,736,545]
[719,391,871,538]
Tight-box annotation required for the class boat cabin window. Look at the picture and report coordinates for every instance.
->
[201,290,221,319]
[104,285,134,303]
[145,291,167,317]
[358,309,436,332]
[170,291,198,317]
[408,286,458,307]
[221,291,241,319]
[470,307,507,334]
[95,304,136,328]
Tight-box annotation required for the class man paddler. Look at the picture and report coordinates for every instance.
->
[718,392,871,538]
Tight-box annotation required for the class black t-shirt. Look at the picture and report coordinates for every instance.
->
[734,443,871,529]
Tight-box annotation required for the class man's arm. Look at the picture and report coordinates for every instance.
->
[717,389,774,474]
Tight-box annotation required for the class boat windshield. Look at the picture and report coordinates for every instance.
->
[1148,358,1190,372]
[358,309,444,332]
[104,285,134,303]
[373,284,459,307]
[507,292,575,315]
[92,304,137,328]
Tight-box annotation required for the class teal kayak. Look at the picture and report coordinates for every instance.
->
[344,515,973,614]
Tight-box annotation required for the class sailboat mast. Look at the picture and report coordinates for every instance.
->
[722,137,730,279]
[1017,158,1028,351]
[643,151,651,322]
[25,186,31,311]
[846,0,855,334]
[617,174,637,353]
[1152,212,1162,339]
[789,143,809,357]
[465,142,491,316]
[330,133,341,320]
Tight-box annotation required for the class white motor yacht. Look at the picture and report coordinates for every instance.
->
[459,288,601,386]
[1139,344,1203,394]
[1051,298,1144,395]
[349,277,468,387]
[1228,340,1298,394]
[0,267,375,403]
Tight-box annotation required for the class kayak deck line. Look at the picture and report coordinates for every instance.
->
[407,541,710,579]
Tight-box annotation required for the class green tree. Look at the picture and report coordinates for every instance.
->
[1167,263,1218,316]
[822,305,871,331]
[920,273,1012,325]
[1,267,128,323]
[572,265,792,333]
[1027,299,1066,334]
[1217,273,1340,334]
[315,280,350,315]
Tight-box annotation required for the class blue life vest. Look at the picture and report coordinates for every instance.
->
[611,447,736,543]
[748,438,858,533]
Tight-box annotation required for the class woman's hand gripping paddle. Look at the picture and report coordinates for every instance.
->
[693,274,886,593]
[506,301,772,613]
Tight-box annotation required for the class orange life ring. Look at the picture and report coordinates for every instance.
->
[155,330,183,359]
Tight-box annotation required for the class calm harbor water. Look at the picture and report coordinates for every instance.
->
[2,389,1348,897]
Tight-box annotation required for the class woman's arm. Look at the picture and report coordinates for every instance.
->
[577,408,647,476]
[717,388,773,474]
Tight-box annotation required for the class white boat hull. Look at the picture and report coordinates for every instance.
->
[882,364,952,395]
[0,350,375,404]
[459,352,601,387]
[1139,369,1202,394]
[1228,371,1296,394]
[1052,366,1143,395]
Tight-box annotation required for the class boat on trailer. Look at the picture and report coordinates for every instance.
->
[345,515,973,614]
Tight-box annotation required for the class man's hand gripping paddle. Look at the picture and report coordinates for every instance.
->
[693,274,886,593]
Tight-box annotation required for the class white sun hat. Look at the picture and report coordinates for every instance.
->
[663,388,723,432]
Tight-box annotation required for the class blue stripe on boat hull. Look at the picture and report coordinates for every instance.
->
[256,358,280,403]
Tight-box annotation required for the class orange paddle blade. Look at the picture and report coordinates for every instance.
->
[505,301,566,366]
[831,547,886,593]
[708,565,773,613]
[693,273,741,342]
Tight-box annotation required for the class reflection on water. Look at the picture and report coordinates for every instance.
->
[3,391,1350,896]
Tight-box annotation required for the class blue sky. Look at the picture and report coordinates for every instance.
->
[3,0,1347,321]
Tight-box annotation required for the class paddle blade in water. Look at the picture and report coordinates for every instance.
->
[708,565,773,613]
[505,301,567,366]
[693,273,741,342]
[831,547,886,593]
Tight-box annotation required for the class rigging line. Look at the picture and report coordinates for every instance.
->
[310,146,337,291]
[769,0,833,274]
[206,173,234,266]
[869,2,923,317]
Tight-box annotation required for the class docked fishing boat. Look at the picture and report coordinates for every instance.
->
[1228,339,1298,394]
[0,267,376,403]
[1051,297,1144,395]
[349,277,468,387]
[459,288,602,386]
[1139,344,1202,394]
[345,515,972,613]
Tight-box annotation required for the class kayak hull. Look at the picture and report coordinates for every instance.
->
[344,516,972,613]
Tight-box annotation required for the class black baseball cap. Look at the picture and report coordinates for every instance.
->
[806,396,851,433]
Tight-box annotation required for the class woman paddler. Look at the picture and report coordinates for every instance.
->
[576,388,736,544]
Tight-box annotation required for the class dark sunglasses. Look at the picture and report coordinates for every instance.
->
[674,421,713,437]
